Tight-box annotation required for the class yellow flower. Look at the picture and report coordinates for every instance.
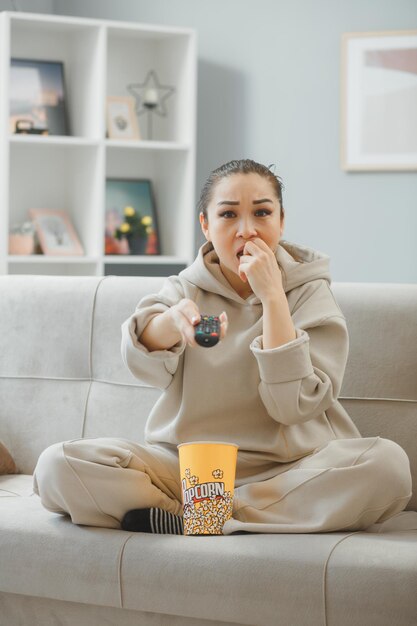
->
[120,222,131,233]
[124,206,135,217]
[141,216,152,226]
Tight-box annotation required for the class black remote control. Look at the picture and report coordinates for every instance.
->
[194,315,220,347]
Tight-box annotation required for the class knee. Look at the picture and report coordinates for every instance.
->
[33,441,71,497]
[371,437,412,498]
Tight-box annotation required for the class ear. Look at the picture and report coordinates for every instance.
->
[199,212,211,242]
[280,214,285,237]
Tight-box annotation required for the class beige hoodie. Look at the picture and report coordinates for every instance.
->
[121,240,362,484]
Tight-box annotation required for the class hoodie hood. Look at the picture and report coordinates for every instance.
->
[179,240,331,305]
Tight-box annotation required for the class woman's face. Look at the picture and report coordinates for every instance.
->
[199,173,284,294]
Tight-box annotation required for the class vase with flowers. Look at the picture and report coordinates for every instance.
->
[114,206,154,255]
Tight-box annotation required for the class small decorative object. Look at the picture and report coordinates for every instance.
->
[106,96,140,140]
[105,178,160,255]
[127,70,175,140]
[29,209,84,256]
[341,29,417,171]
[15,120,49,135]
[0,441,18,475]
[8,221,35,255]
[9,58,69,136]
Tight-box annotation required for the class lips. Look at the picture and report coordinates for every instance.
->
[236,245,245,259]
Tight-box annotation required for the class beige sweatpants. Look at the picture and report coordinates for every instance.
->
[32,436,413,534]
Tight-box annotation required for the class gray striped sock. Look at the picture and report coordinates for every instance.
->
[150,508,184,534]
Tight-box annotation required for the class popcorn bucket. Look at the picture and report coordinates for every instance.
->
[177,441,239,536]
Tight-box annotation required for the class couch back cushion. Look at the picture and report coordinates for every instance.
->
[0,276,162,476]
[332,282,417,510]
[0,277,415,508]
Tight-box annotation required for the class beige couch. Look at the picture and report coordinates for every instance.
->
[0,275,416,626]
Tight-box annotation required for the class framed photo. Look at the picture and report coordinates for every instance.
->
[105,178,160,256]
[29,209,84,256]
[106,96,140,140]
[10,58,69,136]
[341,30,417,171]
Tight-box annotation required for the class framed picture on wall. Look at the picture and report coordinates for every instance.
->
[105,178,160,255]
[341,29,417,171]
[9,58,69,136]
[29,209,84,255]
[106,96,141,140]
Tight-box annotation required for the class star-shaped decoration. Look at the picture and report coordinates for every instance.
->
[127,70,175,118]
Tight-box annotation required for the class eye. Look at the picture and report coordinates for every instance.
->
[255,209,272,217]
[218,210,236,219]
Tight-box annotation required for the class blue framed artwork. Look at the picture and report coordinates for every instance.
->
[10,58,69,136]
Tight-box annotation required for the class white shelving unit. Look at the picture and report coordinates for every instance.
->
[0,11,197,276]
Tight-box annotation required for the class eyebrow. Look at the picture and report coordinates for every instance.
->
[217,198,273,206]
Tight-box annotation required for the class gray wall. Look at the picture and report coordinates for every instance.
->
[0,0,54,13]
[6,0,417,282]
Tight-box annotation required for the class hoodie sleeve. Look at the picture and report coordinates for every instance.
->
[120,276,187,389]
[250,280,349,426]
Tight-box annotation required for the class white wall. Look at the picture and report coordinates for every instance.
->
[8,0,417,282]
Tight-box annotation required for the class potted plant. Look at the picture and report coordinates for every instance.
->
[114,206,154,255]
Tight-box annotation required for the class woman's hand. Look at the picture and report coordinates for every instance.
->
[169,299,228,347]
[238,238,284,303]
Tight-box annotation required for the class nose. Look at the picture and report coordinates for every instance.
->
[236,216,257,239]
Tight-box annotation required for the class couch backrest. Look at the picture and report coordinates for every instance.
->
[0,276,416,508]
[332,282,417,512]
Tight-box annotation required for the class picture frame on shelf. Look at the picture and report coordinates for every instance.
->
[29,209,84,256]
[106,96,141,140]
[341,30,417,171]
[9,58,69,136]
[105,179,160,256]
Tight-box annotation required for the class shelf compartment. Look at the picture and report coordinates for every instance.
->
[105,146,194,263]
[9,15,105,139]
[9,140,104,258]
[106,26,196,144]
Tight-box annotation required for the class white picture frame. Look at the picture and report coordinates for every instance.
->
[341,29,417,171]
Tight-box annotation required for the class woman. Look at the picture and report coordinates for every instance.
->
[33,159,412,535]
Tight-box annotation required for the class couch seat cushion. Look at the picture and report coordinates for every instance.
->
[0,473,35,497]
[119,524,417,625]
[0,490,134,609]
[0,485,416,625]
